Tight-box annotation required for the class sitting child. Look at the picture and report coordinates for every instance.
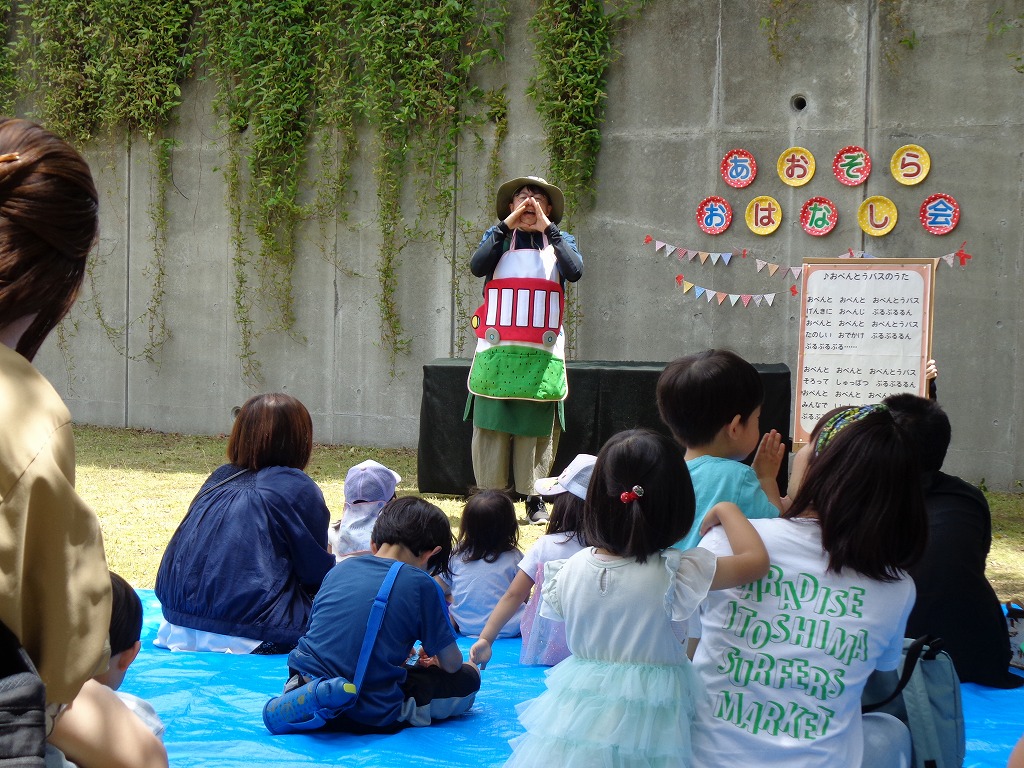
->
[438,490,523,638]
[47,571,165,768]
[328,459,401,561]
[285,497,480,733]
[656,348,786,551]
[470,453,593,668]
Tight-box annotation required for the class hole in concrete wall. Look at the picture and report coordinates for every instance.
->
[791,94,808,112]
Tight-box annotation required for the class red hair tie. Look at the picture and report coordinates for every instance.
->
[620,485,644,503]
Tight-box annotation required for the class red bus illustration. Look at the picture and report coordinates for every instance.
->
[471,277,564,346]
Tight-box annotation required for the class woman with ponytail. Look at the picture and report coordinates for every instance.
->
[502,429,768,767]
[0,118,166,767]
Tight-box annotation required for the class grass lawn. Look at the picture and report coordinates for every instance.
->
[74,425,1024,600]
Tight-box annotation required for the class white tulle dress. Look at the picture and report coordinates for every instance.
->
[504,547,717,768]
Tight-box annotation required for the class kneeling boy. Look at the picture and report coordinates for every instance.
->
[286,497,480,733]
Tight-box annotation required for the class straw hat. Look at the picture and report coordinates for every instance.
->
[495,175,565,224]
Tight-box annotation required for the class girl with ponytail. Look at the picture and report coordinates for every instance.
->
[502,429,768,767]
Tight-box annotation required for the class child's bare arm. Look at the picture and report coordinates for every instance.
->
[49,679,167,768]
[470,570,534,669]
[752,430,786,512]
[701,502,770,590]
[436,640,466,674]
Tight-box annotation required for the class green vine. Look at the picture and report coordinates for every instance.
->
[20,0,194,367]
[757,0,804,64]
[342,0,506,373]
[0,1,16,115]
[526,0,647,354]
[879,0,917,71]
[989,7,1024,73]
[198,0,318,383]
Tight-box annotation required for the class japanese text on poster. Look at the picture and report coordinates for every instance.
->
[795,259,935,444]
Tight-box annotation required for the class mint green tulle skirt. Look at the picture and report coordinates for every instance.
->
[504,656,705,767]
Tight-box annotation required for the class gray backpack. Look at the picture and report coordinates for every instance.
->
[863,635,965,768]
[0,619,46,766]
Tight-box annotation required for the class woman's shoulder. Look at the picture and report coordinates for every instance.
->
[253,465,320,493]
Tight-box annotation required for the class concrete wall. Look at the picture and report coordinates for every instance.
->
[34,0,1024,487]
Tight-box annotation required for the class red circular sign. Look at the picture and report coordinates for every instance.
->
[696,196,733,235]
[721,149,757,188]
[919,193,960,235]
[832,145,871,186]
[800,196,838,236]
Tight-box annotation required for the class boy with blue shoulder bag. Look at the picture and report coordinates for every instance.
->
[265,497,480,734]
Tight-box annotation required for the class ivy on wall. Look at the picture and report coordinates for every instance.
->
[3,0,641,379]
[19,0,194,365]
[197,0,319,381]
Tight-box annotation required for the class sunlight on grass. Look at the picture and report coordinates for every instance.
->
[74,425,1019,597]
[74,425,546,588]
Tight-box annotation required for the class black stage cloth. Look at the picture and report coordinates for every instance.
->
[417,358,791,497]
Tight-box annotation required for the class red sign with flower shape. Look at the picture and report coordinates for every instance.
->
[919,193,960,235]
[832,145,871,186]
[721,149,757,188]
[696,196,733,235]
[800,196,838,236]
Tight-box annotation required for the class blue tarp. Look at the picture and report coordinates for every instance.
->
[126,591,1023,767]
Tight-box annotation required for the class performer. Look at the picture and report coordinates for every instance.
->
[466,176,583,523]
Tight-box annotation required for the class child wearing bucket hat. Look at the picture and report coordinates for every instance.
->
[466,176,584,524]
[469,453,594,668]
[328,459,401,562]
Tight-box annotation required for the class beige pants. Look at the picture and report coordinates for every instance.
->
[471,423,561,496]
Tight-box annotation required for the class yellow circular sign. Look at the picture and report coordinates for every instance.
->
[777,147,815,186]
[745,196,782,235]
[890,144,930,185]
[858,195,898,236]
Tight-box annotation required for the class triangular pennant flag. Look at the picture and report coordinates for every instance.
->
[791,266,803,279]
[942,254,954,267]
[687,250,698,261]
[694,286,705,298]
[705,289,716,303]
[674,248,685,260]
[756,259,767,272]
[682,281,694,294]
[729,294,741,306]
[699,252,710,264]
[764,293,776,306]
[768,264,780,277]
[655,240,666,252]
[710,252,721,265]
[741,294,752,307]
[716,292,728,305]
[721,253,732,265]
[753,295,763,307]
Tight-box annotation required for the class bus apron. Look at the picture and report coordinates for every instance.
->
[467,233,568,404]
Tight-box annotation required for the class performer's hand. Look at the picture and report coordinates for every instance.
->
[925,358,938,381]
[504,200,529,230]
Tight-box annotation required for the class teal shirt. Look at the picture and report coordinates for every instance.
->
[674,455,780,551]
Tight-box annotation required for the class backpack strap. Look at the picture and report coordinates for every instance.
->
[351,561,403,693]
[862,635,930,713]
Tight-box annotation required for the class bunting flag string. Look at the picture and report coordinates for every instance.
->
[655,235,972,310]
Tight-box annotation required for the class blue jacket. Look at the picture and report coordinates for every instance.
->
[156,464,335,645]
